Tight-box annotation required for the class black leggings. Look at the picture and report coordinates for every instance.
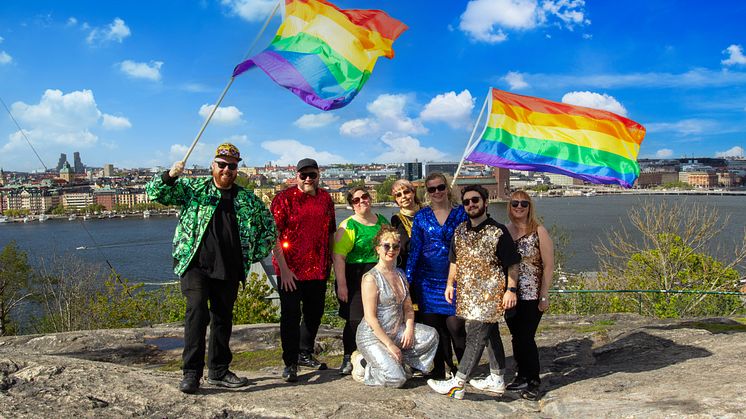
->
[416,312,466,377]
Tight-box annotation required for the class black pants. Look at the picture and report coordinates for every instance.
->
[278,278,327,366]
[505,300,543,382]
[338,262,375,355]
[180,268,240,379]
[416,312,466,377]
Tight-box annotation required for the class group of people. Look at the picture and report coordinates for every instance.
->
[147,143,554,402]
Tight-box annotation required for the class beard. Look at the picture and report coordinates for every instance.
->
[467,204,486,219]
[213,170,236,189]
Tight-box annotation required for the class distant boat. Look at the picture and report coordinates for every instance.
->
[83,214,91,220]
[76,246,86,250]
[22,216,30,223]
[38,214,49,222]
[68,214,77,221]
[143,210,151,218]
[0,216,8,223]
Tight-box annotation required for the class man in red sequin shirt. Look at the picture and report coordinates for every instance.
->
[271,158,336,382]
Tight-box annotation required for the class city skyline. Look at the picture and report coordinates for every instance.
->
[1,1,746,172]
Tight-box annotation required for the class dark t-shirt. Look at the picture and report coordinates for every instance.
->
[194,186,244,281]
[449,215,521,277]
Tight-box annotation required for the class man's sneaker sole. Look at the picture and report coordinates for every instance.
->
[207,378,249,388]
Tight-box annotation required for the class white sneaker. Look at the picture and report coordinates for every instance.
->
[469,373,506,395]
[427,376,465,400]
[351,351,365,383]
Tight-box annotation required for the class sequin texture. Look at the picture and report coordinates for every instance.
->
[406,206,468,315]
[452,223,507,322]
[270,186,336,280]
[515,232,543,300]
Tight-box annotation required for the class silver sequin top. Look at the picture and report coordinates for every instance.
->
[516,231,543,300]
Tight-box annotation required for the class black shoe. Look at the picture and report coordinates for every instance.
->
[521,380,541,401]
[282,364,298,382]
[506,376,528,391]
[298,352,328,370]
[207,370,250,388]
[339,354,353,375]
[179,371,200,394]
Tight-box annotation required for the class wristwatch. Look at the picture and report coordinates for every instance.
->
[507,287,518,293]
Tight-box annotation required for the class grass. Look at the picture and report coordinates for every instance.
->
[680,321,746,334]
[576,319,616,334]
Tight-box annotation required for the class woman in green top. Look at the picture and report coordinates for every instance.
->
[333,186,389,374]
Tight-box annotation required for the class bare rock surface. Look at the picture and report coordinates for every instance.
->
[1,313,745,418]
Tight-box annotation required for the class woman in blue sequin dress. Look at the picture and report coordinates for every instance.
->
[406,172,468,378]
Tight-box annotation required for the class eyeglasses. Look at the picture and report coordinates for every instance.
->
[351,193,371,205]
[511,200,530,208]
[298,172,318,180]
[462,196,481,206]
[381,242,401,252]
[426,184,447,194]
[393,189,413,199]
[215,161,238,170]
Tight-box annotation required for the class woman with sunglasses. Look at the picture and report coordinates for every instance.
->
[406,172,467,379]
[505,190,554,401]
[351,225,438,387]
[390,179,422,270]
[333,186,389,374]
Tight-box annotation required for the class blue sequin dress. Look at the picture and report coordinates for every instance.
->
[405,205,468,315]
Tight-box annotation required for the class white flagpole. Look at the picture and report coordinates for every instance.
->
[451,88,491,187]
[182,0,282,163]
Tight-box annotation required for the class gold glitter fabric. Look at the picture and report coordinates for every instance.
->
[453,223,507,322]
[516,232,543,300]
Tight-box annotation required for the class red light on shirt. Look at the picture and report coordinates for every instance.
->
[282,241,290,249]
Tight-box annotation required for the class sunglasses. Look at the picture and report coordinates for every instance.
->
[215,161,238,170]
[394,189,413,199]
[351,193,371,205]
[298,172,318,180]
[426,184,447,194]
[381,242,401,252]
[511,200,530,208]
[462,196,481,206]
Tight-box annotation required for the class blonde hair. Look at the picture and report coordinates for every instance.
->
[373,224,401,247]
[391,179,421,207]
[423,172,459,207]
[508,190,540,234]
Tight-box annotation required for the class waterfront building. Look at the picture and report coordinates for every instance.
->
[545,173,584,187]
[717,172,737,187]
[1,187,59,214]
[404,161,423,181]
[61,190,94,209]
[637,171,679,188]
[93,188,117,210]
[686,172,718,188]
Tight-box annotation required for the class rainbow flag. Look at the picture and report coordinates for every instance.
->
[233,0,407,111]
[467,89,646,188]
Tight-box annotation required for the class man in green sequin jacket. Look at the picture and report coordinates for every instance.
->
[146,143,276,394]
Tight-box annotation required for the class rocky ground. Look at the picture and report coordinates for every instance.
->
[1,313,745,418]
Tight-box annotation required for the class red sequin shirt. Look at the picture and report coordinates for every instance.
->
[270,186,336,281]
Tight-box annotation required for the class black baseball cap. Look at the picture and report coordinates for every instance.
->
[296,158,319,172]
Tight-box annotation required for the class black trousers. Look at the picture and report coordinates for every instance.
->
[278,278,327,366]
[505,299,543,382]
[338,262,375,355]
[180,268,240,379]
[416,312,466,377]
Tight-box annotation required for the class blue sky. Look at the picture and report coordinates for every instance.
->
[1,0,745,172]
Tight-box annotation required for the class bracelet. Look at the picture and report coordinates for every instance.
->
[540,297,548,302]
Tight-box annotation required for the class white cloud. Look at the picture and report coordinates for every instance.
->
[714,146,744,158]
[221,0,278,22]
[561,91,628,116]
[366,94,427,134]
[420,90,475,129]
[340,118,378,137]
[0,36,4,43]
[198,104,243,125]
[1,90,128,167]
[0,51,11,65]
[646,119,720,136]
[169,142,211,164]
[722,44,746,66]
[119,60,163,81]
[102,114,132,130]
[86,17,131,45]
[375,132,448,163]
[503,71,529,90]
[459,0,588,43]
[294,113,339,129]
[261,139,346,165]
[655,149,673,158]
[66,17,78,26]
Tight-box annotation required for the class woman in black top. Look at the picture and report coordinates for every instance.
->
[389,179,421,270]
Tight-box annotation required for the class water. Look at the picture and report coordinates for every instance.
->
[1,195,744,284]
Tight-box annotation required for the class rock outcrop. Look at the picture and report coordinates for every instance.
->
[1,313,745,418]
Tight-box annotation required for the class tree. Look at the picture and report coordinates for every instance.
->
[374,176,397,202]
[0,241,33,336]
[594,200,746,317]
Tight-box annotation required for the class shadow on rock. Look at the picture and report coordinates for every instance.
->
[540,331,712,392]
